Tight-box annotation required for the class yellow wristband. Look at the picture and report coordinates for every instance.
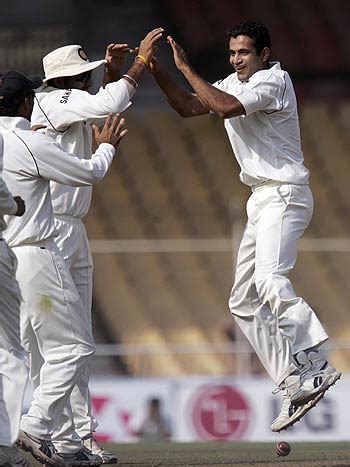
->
[136,54,148,66]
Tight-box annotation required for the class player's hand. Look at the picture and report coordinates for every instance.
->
[92,113,128,150]
[13,196,25,216]
[105,43,131,74]
[31,124,46,131]
[167,36,190,71]
[137,28,164,66]
[149,55,161,74]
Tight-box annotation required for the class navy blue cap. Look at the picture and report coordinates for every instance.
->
[0,71,42,108]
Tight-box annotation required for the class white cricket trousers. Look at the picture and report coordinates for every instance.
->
[52,216,96,449]
[229,182,328,386]
[0,240,27,446]
[15,239,95,450]
[23,217,96,453]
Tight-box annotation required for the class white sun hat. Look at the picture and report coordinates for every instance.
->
[43,44,106,82]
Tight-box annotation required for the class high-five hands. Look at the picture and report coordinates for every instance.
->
[136,28,164,66]
[92,113,128,150]
[167,36,190,71]
[105,43,132,74]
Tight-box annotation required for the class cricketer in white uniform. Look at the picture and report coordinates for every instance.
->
[0,134,30,467]
[149,21,341,432]
[30,28,163,462]
[30,47,132,463]
[0,71,127,466]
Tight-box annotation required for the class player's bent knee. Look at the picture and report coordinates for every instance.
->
[75,343,95,360]
[255,273,275,302]
[255,272,291,304]
[228,295,255,318]
[83,345,96,358]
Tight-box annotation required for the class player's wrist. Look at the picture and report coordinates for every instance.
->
[135,54,149,67]
[122,74,138,88]
[103,64,121,86]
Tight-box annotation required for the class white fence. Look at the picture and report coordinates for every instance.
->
[93,339,350,378]
[90,237,350,254]
[95,339,350,357]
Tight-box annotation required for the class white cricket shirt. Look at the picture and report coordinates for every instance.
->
[31,79,134,218]
[0,133,18,234]
[0,117,116,247]
[213,62,309,186]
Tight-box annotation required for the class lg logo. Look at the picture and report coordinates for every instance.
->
[189,385,251,440]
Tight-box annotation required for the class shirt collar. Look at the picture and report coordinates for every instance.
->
[239,61,281,84]
[36,83,56,94]
[269,61,281,70]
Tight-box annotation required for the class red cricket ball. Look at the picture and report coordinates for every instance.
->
[275,441,291,456]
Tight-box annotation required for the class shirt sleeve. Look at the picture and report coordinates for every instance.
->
[232,74,286,116]
[213,71,286,116]
[208,77,231,114]
[41,79,134,130]
[212,77,229,92]
[0,134,18,215]
[31,133,116,186]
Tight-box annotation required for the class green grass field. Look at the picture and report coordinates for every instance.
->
[24,441,350,466]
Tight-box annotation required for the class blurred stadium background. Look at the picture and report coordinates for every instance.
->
[5,0,350,444]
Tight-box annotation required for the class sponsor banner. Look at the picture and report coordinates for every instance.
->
[23,374,350,442]
[174,376,348,442]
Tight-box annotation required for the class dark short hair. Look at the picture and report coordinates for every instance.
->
[229,21,271,54]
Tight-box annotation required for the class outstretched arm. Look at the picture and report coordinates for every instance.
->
[33,114,128,186]
[150,56,209,118]
[165,36,245,119]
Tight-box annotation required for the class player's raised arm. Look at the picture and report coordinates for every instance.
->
[149,54,209,118]
[33,113,128,186]
[120,28,164,90]
[166,35,245,119]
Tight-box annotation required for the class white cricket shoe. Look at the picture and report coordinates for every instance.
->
[82,434,118,465]
[0,445,30,467]
[16,430,57,466]
[271,390,324,432]
[290,351,341,407]
[53,446,102,466]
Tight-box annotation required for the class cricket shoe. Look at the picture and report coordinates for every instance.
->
[290,351,341,407]
[0,445,31,467]
[82,434,117,464]
[16,430,57,466]
[53,446,102,466]
[271,390,324,432]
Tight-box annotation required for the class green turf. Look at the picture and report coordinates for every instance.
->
[24,441,350,466]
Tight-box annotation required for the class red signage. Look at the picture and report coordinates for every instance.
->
[189,385,251,440]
